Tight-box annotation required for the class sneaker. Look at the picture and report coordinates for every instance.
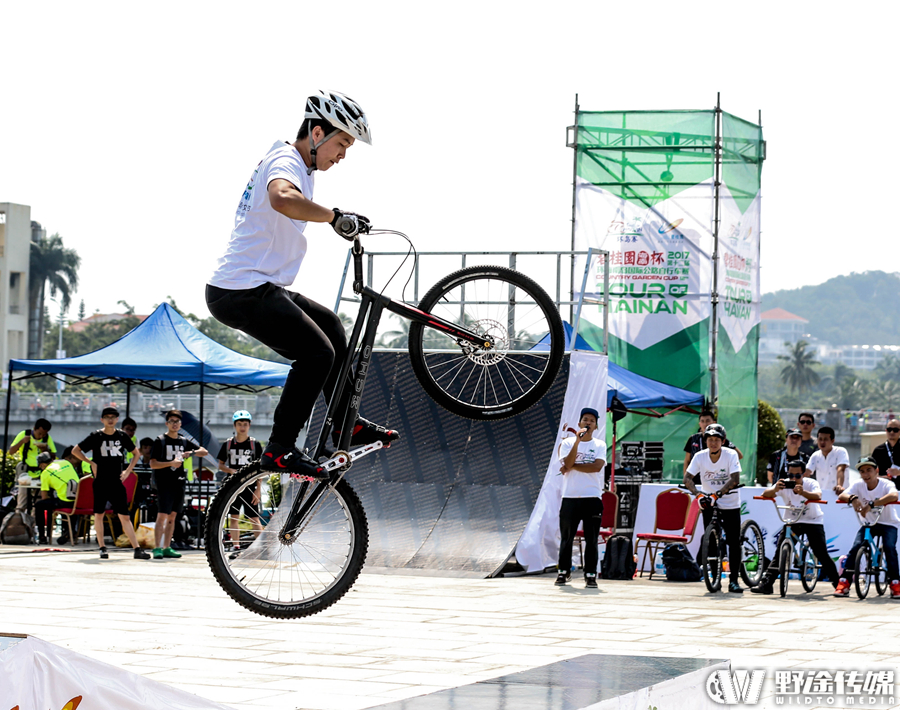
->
[56,534,70,545]
[750,581,774,595]
[332,417,400,449]
[133,548,151,560]
[261,443,328,479]
[585,574,598,589]
[728,582,743,594]
[153,547,164,559]
[162,547,182,559]
[38,536,48,545]
[99,547,109,560]
[890,581,900,599]
[554,571,570,586]
[834,579,851,597]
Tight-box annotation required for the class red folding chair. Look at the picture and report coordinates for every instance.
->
[575,490,619,568]
[56,477,95,545]
[634,488,699,579]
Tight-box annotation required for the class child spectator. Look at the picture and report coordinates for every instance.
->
[34,448,81,545]
[217,410,264,551]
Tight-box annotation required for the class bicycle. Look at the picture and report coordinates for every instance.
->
[680,485,765,592]
[844,502,897,599]
[754,495,827,597]
[204,226,566,618]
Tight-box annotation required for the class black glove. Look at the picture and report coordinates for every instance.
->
[698,495,712,511]
[331,209,370,240]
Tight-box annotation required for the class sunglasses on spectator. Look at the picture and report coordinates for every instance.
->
[888,427,900,433]
[799,420,814,425]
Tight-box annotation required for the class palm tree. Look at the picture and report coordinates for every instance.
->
[876,354,900,381]
[777,340,821,394]
[835,376,870,410]
[28,233,80,358]
[377,314,410,349]
[875,380,900,411]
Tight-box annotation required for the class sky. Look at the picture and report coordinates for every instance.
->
[1,1,896,323]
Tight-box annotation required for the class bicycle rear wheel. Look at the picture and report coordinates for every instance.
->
[739,519,765,588]
[800,542,819,593]
[875,539,888,596]
[408,266,564,420]
[854,546,872,599]
[205,464,368,619]
[700,526,722,592]
[778,540,792,597]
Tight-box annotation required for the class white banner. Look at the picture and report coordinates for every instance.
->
[516,351,608,572]
[574,178,713,350]
[0,636,233,710]
[717,186,761,352]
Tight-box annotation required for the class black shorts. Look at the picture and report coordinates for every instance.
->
[93,475,129,516]
[229,486,261,518]
[157,479,185,516]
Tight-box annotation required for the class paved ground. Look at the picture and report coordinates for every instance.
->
[1,545,899,710]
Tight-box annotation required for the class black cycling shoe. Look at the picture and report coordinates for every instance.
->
[332,417,400,448]
[99,547,109,559]
[554,572,570,586]
[749,581,774,595]
[585,573,598,589]
[260,442,329,480]
[728,581,743,594]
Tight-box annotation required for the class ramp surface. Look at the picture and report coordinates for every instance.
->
[306,352,569,576]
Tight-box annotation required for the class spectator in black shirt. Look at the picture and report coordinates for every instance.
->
[132,437,155,514]
[872,418,900,488]
[73,407,150,560]
[766,428,810,484]
[683,410,743,484]
[149,409,208,559]
[797,412,819,457]
[217,410,264,551]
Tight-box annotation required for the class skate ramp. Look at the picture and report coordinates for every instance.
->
[306,352,568,577]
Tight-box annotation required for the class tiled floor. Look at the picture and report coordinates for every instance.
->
[1,546,899,709]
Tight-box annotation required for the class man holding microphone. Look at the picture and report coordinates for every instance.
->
[555,407,607,589]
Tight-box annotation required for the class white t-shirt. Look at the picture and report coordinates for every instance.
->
[775,477,824,524]
[806,446,850,495]
[844,479,900,527]
[557,436,607,498]
[209,141,315,290]
[687,448,742,509]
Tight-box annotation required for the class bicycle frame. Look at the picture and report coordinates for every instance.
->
[280,237,496,536]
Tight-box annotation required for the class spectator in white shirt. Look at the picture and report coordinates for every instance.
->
[805,426,850,497]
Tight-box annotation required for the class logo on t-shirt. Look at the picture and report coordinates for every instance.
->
[229,448,253,467]
[100,440,123,458]
[166,444,185,460]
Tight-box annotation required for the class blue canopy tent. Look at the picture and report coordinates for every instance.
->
[3,303,290,490]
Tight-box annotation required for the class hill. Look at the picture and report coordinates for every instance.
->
[761,271,900,345]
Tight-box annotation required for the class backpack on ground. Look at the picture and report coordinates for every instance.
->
[662,543,702,582]
[601,534,636,580]
[0,510,35,545]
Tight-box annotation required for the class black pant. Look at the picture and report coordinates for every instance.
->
[558,497,603,575]
[762,523,840,585]
[702,507,742,584]
[35,497,66,539]
[207,283,349,447]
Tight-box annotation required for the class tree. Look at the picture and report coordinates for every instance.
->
[876,354,900,381]
[28,232,80,359]
[77,299,86,321]
[777,340,821,394]
[834,376,870,410]
[377,314,409,349]
[757,400,786,485]
[874,380,900,411]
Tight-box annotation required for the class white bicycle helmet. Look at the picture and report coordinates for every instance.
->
[233,410,252,423]
[304,90,371,174]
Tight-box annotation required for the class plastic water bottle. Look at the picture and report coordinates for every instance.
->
[723,560,730,574]
[654,550,666,576]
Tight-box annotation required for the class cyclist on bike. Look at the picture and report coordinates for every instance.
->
[206,91,399,477]
[750,459,840,595]
[834,456,900,598]
[684,423,744,593]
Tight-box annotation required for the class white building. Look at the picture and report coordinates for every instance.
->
[758,307,809,365]
[817,343,900,371]
[0,203,32,375]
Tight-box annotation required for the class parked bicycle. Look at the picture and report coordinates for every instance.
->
[844,503,897,599]
[754,495,827,597]
[205,226,565,618]
[680,485,765,592]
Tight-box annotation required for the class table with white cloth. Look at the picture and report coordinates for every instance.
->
[632,483,873,573]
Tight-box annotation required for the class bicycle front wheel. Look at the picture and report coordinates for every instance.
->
[778,540,792,598]
[739,519,765,588]
[854,545,872,599]
[800,543,819,593]
[205,464,368,619]
[875,539,888,596]
[408,266,564,420]
[700,526,722,593]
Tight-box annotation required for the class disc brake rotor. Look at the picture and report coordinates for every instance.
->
[461,319,509,365]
